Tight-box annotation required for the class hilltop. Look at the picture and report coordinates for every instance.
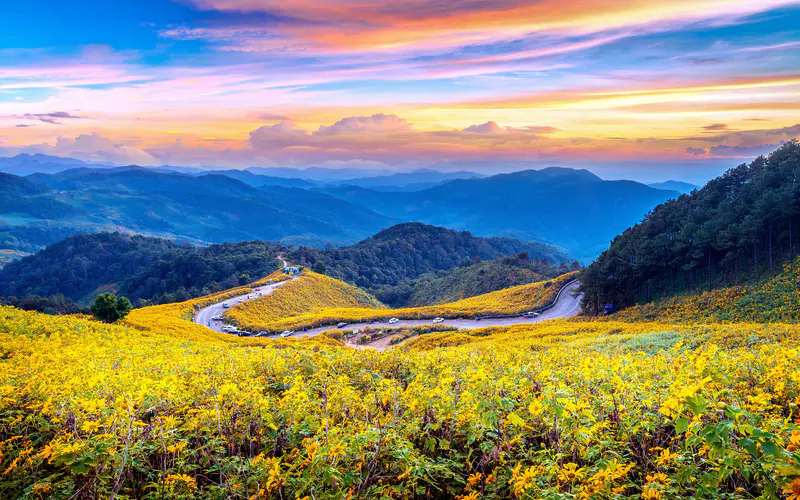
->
[0,223,569,307]
[315,167,678,259]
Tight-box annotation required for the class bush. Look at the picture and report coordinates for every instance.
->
[90,293,133,323]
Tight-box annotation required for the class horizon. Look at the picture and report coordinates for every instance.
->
[0,150,754,185]
[1,1,799,182]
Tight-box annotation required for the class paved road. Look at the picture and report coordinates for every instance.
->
[294,280,583,338]
[194,280,291,332]
[193,256,291,332]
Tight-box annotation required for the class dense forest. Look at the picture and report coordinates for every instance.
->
[0,223,568,310]
[373,252,578,307]
[286,223,570,291]
[580,141,800,314]
[0,233,286,306]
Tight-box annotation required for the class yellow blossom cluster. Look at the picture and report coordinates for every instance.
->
[614,256,800,324]
[226,270,575,333]
[3,293,800,497]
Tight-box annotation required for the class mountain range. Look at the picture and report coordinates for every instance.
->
[313,167,678,259]
[0,154,682,259]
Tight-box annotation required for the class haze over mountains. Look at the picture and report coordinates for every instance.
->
[0,154,685,260]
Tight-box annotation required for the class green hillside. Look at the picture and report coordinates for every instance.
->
[581,141,800,314]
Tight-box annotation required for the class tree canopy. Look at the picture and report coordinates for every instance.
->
[580,141,800,314]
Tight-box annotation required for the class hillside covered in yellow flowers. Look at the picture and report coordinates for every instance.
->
[613,256,800,324]
[225,270,574,333]
[3,257,800,499]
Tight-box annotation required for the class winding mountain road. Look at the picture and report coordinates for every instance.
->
[295,280,582,338]
[193,267,583,338]
[193,256,292,332]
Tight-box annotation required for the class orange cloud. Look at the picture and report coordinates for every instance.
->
[187,0,794,51]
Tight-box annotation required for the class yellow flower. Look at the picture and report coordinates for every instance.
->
[785,478,800,500]
[558,463,586,484]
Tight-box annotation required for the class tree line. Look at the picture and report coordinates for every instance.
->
[580,141,800,314]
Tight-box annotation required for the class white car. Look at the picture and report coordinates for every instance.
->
[211,315,224,321]
[280,330,294,338]
[388,318,399,324]
[432,317,445,324]
[222,325,236,333]
[238,298,245,303]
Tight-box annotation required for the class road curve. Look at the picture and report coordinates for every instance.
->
[193,256,291,332]
[294,280,583,338]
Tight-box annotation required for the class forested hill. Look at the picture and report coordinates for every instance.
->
[286,222,570,290]
[0,233,286,306]
[0,223,569,308]
[580,141,800,314]
[375,252,579,307]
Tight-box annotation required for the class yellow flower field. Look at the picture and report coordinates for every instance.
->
[614,257,800,324]
[3,262,800,499]
[3,295,800,498]
[226,270,575,333]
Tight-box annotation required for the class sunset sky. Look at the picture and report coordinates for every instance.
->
[1,0,799,182]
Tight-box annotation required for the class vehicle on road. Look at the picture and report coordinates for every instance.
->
[222,303,230,308]
[238,298,244,302]
[222,325,236,333]
[211,315,223,321]
[280,330,294,338]
[522,311,540,318]
[432,317,445,324]
[388,318,399,324]
[337,322,348,328]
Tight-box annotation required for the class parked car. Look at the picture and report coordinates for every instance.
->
[238,298,245,303]
[222,325,236,333]
[337,322,348,328]
[432,317,445,324]
[280,330,294,338]
[211,315,224,321]
[222,303,230,308]
[388,318,399,324]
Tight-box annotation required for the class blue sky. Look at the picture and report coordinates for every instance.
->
[1,0,799,183]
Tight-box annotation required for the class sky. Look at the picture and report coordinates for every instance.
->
[0,0,799,183]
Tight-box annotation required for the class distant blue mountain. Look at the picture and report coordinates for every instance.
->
[648,180,698,194]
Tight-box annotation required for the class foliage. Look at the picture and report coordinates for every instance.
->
[377,252,579,307]
[90,293,133,323]
[0,294,86,315]
[287,222,570,292]
[612,255,800,323]
[226,271,576,333]
[0,232,286,305]
[3,304,800,498]
[581,141,800,314]
[1,223,568,310]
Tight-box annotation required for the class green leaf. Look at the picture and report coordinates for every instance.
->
[675,417,689,434]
